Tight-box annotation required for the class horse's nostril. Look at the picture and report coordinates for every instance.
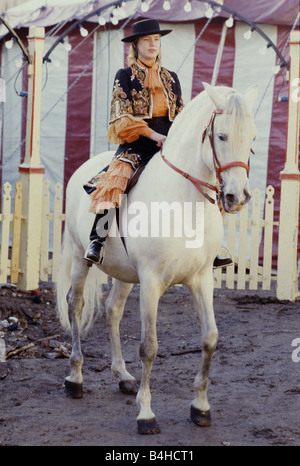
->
[225,193,235,204]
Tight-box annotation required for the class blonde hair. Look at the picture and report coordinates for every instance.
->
[126,41,162,66]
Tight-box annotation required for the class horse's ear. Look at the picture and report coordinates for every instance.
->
[202,82,225,110]
[245,85,259,113]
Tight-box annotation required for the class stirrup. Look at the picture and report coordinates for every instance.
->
[213,247,233,269]
[213,256,233,269]
[84,240,104,267]
[85,250,104,267]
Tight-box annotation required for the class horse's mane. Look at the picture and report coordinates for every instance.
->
[167,86,254,153]
[221,91,254,152]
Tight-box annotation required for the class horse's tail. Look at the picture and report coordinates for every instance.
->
[56,226,104,334]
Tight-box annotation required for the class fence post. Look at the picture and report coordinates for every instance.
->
[10,180,23,283]
[277,30,300,301]
[0,183,12,283]
[18,26,45,291]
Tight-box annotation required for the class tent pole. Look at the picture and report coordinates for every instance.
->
[18,26,45,291]
[211,21,228,86]
[277,30,300,301]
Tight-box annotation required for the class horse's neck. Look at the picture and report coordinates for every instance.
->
[160,109,217,197]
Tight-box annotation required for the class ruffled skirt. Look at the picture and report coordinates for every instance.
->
[88,160,134,213]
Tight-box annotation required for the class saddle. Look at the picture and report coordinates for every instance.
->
[83,162,146,196]
[125,163,146,195]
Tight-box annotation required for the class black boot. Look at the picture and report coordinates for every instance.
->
[84,239,104,264]
[213,255,233,269]
[84,209,113,266]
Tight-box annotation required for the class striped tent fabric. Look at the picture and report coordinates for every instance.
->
[0,0,299,268]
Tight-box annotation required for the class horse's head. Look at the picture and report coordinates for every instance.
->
[203,82,258,214]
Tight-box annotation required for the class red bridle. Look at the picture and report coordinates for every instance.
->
[161,109,251,204]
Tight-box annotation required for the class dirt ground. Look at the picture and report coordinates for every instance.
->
[0,281,299,447]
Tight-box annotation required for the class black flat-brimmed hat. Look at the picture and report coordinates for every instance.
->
[121,19,172,42]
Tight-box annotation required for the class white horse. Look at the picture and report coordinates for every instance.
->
[56,82,258,434]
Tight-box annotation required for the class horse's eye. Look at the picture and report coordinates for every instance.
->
[218,133,227,142]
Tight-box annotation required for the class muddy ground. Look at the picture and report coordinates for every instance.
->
[0,281,299,447]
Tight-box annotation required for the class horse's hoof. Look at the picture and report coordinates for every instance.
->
[137,418,160,435]
[190,405,211,427]
[119,380,139,395]
[64,379,83,399]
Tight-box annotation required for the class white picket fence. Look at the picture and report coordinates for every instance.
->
[0,180,65,285]
[0,179,280,292]
[214,186,277,290]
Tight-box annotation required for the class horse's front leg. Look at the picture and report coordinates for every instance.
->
[64,260,88,399]
[136,276,162,435]
[188,270,218,426]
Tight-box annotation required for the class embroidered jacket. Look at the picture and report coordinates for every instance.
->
[109,62,183,124]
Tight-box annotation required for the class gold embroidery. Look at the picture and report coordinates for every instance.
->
[131,88,150,116]
[113,151,141,170]
[110,79,133,122]
[159,67,181,121]
[131,63,146,84]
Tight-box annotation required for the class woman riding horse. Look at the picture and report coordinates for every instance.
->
[84,19,232,269]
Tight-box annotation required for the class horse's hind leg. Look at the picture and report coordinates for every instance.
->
[65,258,89,399]
[105,279,138,394]
[188,270,218,427]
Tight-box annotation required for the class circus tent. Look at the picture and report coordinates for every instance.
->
[0,0,299,267]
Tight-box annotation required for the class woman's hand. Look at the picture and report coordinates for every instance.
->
[150,131,167,147]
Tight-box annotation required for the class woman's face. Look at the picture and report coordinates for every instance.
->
[136,34,161,64]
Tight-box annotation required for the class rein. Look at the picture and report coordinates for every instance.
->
[161,109,250,205]
[160,151,219,204]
